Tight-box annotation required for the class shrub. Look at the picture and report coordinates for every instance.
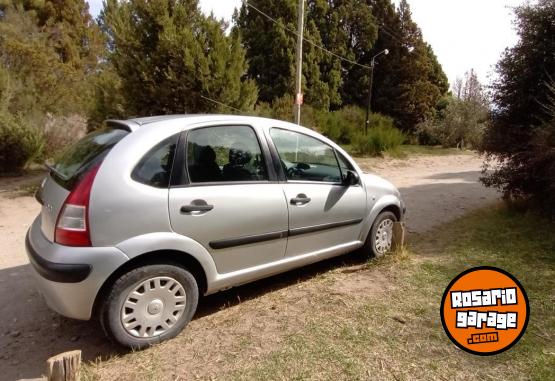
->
[482,81,555,215]
[254,96,294,122]
[316,105,371,143]
[481,1,555,217]
[352,124,405,156]
[417,97,486,149]
[44,115,87,159]
[0,112,44,173]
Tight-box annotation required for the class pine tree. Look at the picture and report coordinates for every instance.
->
[99,0,257,117]
[236,0,447,132]
[236,0,332,109]
[368,0,448,132]
[0,0,103,115]
[312,0,378,109]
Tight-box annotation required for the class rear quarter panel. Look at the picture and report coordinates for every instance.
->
[88,121,184,246]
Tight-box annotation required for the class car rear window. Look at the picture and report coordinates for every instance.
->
[50,127,129,189]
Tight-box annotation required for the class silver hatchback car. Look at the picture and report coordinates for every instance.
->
[26,115,405,348]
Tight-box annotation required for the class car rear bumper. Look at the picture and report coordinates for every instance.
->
[25,216,129,320]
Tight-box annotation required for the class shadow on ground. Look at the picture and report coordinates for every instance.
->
[0,251,367,381]
[425,170,483,182]
[0,171,499,380]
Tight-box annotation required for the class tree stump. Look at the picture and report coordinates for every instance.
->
[45,350,81,381]
[392,222,406,250]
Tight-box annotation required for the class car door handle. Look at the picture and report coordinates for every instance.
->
[290,194,311,205]
[180,202,214,214]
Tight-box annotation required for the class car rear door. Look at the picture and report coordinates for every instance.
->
[268,128,367,257]
[168,124,288,274]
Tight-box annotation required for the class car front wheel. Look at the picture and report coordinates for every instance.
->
[101,264,199,349]
[360,211,398,258]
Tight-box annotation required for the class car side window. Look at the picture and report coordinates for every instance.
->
[186,126,268,183]
[132,134,179,188]
[270,128,342,183]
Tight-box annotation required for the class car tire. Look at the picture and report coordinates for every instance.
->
[100,264,199,349]
[360,211,398,258]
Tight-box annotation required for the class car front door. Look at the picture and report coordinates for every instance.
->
[168,124,288,274]
[268,128,367,257]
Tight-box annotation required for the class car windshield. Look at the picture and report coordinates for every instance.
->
[51,127,129,188]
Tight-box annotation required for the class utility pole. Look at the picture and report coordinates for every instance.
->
[294,0,305,125]
[365,61,375,136]
[365,49,389,135]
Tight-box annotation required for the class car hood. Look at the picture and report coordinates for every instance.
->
[361,172,400,197]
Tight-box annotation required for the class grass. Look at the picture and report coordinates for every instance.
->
[231,206,555,380]
[81,206,555,380]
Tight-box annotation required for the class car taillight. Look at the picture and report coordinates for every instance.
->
[55,164,100,247]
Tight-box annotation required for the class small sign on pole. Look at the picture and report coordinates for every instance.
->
[295,92,304,106]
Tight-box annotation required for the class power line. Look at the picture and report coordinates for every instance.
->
[245,1,373,70]
[378,25,406,46]
[200,95,242,113]
[201,3,410,114]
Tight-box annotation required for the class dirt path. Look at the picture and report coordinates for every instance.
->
[0,154,498,381]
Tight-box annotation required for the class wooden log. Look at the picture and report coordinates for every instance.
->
[392,222,406,251]
[45,350,81,381]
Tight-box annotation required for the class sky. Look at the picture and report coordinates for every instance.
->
[86,0,524,87]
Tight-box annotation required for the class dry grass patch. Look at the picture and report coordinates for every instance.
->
[82,206,554,380]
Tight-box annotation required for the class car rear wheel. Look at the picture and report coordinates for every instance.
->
[101,264,198,349]
[361,211,398,258]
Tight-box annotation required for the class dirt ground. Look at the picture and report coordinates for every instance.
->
[0,154,498,381]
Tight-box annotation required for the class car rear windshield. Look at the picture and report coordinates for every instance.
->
[50,127,129,190]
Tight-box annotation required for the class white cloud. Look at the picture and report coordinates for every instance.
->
[87,0,242,21]
[199,0,242,21]
[394,0,523,86]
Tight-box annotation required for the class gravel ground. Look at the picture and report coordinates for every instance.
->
[0,153,499,380]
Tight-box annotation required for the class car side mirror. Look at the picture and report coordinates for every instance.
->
[343,170,360,186]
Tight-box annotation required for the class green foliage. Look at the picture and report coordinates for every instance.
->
[417,70,489,149]
[352,118,404,156]
[316,105,365,144]
[254,95,294,122]
[481,0,555,216]
[0,0,103,170]
[98,0,257,118]
[236,0,337,109]
[87,64,126,131]
[0,111,44,173]
[308,0,377,109]
[236,0,448,133]
[367,0,449,133]
[0,1,103,116]
[483,80,555,215]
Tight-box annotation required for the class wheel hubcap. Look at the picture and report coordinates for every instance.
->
[375,218,394,255]
[147,299,163,315]
[121,276,186,338]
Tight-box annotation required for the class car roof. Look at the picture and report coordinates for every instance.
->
[107,114,300,132]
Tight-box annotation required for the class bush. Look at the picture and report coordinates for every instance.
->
[316,105,363,144]
[482,82,555,215]
[0,113,44,173]
[44,115,87,159]
[417,97,486,149]
[352,124,405,156]
[254,96,294,122]
[481,1,555,217]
